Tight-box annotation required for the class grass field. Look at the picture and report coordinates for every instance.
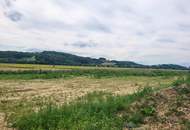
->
[0,63,189,130]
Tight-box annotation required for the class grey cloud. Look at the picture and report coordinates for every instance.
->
[20,19,69,31]
[4,0,12,7]
[1,0,15,8]
[6,11,23,22]
[136,32,145,36]
[84,19,111,33]
[1,0,23,22]
[178,24,190,32]
[179,48,190,51]
[65,41,97,48]
[157,38,176,43]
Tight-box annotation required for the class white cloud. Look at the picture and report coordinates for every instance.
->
[0,0,190,66]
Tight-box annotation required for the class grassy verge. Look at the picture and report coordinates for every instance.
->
[0,68,188,80]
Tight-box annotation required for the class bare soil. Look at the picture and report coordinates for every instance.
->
[125,84,190,130]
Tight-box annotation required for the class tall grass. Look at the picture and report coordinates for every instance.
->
[10,88,153,130]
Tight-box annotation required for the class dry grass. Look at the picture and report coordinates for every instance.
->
[0,76,174,103]
[0,63,119,71]
[0,76,176,129]
[0,76,173,103]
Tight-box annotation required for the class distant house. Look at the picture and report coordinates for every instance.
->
[101,62,116,67]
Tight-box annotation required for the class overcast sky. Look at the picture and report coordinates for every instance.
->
[0,0,190,66]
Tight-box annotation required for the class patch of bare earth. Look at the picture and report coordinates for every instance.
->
[0,78,141,103]
[124,84,190,130]
[0,113,14,130]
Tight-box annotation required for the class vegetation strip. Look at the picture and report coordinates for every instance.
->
[0,68,188,80]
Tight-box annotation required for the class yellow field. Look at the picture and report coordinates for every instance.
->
[0,63,77,71]
[0,63,187,72]
[0,63,122,70]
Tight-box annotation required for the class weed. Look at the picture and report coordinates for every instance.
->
[141,106,156,116]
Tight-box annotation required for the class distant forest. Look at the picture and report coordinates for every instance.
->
[0,51,188,70]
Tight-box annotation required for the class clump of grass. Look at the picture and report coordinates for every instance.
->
[172,75,190,86]
[141,106,156,116]
[10,88,153,130]
[183,120,190,129]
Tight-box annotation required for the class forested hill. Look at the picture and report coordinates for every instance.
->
[0,51,188,70]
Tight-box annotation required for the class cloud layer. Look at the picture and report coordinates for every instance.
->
[0,0,190,66]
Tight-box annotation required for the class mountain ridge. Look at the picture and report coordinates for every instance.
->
[0,51,188,70]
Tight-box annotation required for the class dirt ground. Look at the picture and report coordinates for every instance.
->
[124,84,190,130]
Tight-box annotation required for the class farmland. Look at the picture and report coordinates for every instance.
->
[0,63,189,130]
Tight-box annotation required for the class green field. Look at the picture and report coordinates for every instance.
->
[0,63,188,80]
[0,63,189,130]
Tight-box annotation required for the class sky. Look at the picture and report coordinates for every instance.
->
[0,0,190,66]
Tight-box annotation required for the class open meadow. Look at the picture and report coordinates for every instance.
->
[0,63,189,130]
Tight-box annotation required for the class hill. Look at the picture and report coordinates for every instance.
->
[0,51,188,70]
